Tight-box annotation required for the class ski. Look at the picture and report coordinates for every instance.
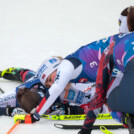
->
[41,113,112,120]
[100,126,113,134]
[54,123,125,130]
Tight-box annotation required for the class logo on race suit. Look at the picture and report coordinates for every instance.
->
[42,74,46,80]
[103,47,110,55]
[49,58,58,64]
[0,94,16,103]
[55,71,60,83]
[102,37,109,43]
[83,87,92,93]
[75,91,85,104]
[116,59,122,65]
[85,94,91,99]
[118,32,131,38]
[79,78,88,83]
[67,90,75,100]
[64,89,75,100]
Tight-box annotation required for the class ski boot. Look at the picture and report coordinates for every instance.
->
[0,67,26,82]
[127,115,134,134]
[122,113,134,134]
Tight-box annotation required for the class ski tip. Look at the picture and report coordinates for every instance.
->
[54,124,63,129]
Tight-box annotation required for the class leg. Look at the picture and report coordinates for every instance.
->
[0,67,36,82]
[107,60,134,113]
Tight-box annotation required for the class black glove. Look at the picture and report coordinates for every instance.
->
[65,105,84,115]
[6,106,26,117]
[50,103,84,115]
[6,106,16,116]
[78,128,92,134]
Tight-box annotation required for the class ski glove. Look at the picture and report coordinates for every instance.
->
[78,128,92,134]
[50,103,84,115]
[6,106,26,117]
[14,113,40,123]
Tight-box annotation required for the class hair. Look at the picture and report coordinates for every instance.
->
[121,6,134,32]
[17,88,40,113]
[52,56,63,60]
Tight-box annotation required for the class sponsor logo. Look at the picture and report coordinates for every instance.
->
[55,71,60,83]
[104,47,110,55]
[83,87,92,92]
[49,58,57,64]
[112,68,122,77]
[102,37,109,43]
[38,64,48,77]
[64,115,86,119]
[64,89,75,100]
[75,91,85,104]
[117,59,122,65]
[79,78,87,83]
[53,63,60,68]
[0,94,16,103]
[42,74,46,80]
[118,32,132,38]
[85,94,91,99]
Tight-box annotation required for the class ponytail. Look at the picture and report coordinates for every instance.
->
[127,6,134,32]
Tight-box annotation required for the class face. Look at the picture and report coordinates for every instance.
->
[45,70,57,88]
[118,15,129,33]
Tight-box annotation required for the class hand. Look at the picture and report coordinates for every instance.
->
[14,113,40,123]
[50,103,84,115]
[65,105,84,115]
[78,128,92,134]
[6,106,26,117]
[49,103,65,115]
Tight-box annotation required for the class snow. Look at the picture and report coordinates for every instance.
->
[0,0,133,133]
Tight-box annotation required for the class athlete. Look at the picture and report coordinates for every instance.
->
[0,67,46,116]
[78,32,134,134]
[0,67,97,116]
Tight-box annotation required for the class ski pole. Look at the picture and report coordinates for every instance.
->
[6,120,19,134]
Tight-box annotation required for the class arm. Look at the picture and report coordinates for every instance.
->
[0,106,25,117]
[36,59,82,115]
[0,67,36,82]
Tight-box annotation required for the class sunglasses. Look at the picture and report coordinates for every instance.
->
[118,19,121,26]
